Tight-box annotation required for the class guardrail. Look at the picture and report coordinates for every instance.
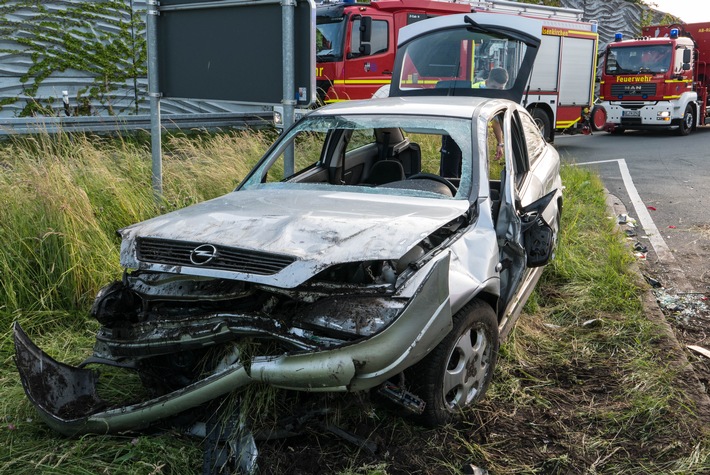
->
[0,112,275,136]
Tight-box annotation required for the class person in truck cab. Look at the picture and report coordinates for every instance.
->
[645,47,672,73]
[472,68,509,90]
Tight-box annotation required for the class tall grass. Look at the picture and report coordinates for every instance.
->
[0,132,707,474]
[0,130,268,325]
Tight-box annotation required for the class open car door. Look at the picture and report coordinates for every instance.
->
[493,107,558,340]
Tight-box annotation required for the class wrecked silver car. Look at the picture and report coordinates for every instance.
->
[14,13,561,438]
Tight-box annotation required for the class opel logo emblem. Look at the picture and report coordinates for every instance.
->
[190,244,218,265]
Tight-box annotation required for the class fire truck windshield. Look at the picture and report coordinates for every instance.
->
[317,16,346,60]
[605,44,673,75]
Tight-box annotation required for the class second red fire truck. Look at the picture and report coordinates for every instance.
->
[316,0,599,141]
[598,22,710,135]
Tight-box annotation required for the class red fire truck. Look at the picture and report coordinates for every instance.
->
[316,0,599,141]
[598,23,710,135]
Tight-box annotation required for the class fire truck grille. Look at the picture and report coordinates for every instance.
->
[136,238,297,275]
[610,84,657,97]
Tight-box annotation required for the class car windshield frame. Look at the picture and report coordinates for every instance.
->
[239,113,476,201]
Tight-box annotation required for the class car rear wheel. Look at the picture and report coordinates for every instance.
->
[412,299,498,427]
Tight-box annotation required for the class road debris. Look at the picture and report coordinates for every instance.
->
[644,275,662,288]
[687,345,710,360]
[582,318,603,328]
[633,242,648,253]
[462,464,489,475]
[654,288,709,324]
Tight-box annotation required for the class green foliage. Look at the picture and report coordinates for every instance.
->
[0,130,266,319]
[0,0,146,115]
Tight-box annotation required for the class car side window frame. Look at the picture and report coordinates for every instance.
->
[510,110,530,189]
[518,111,546,167]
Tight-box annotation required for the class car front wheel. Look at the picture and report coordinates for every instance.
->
[412,299,499,427]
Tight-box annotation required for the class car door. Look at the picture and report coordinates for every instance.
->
[493,107,526,312]
[495,108,556,338]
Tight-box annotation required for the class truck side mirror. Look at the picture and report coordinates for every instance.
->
[683,48,691,63]
[682,48,692,70]
[359,17,372,55]
[360,16,372,43]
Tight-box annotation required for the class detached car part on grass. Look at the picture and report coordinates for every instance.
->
[15,12,562,437]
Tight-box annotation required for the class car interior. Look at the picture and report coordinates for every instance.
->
[272,126,468,199]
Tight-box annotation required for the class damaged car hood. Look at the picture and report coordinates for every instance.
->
[120,188,470,288]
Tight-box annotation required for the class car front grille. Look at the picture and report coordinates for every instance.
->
[136,237,297,275]
[610,83,657,97]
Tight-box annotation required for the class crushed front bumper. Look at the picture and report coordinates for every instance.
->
[14,253,452,436]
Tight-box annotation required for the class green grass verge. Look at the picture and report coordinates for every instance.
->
[0,134,707,474]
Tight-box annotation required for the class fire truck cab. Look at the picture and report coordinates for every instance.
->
[316,0,471,103]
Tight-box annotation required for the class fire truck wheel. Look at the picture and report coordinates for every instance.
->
[677,105,694,136]
[530,108,552,142]
[591,105,606,132]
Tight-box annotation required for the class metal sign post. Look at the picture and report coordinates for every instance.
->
[147,0,315,198]
[282,0,296,176]
[147,0,162,200]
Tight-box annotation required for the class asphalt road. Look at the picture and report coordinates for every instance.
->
[553,126,710,293]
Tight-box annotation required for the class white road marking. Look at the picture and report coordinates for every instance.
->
[574,158,676,264]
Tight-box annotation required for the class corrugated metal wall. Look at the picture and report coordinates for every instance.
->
[0,0,259,118]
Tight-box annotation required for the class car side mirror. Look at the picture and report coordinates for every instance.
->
[520,189,558,268]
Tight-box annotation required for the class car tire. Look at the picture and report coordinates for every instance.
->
[530,108,552,142]
[412,299,499,427]
[677,105,694,136]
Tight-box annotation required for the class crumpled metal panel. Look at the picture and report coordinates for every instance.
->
[120,188,469,288]
[12,253,453,434]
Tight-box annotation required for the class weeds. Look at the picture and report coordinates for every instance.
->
[0,133,707,474]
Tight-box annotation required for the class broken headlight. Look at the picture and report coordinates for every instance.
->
[293,295,405,339]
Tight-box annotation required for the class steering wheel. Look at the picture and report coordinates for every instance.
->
[407,173,458,195]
